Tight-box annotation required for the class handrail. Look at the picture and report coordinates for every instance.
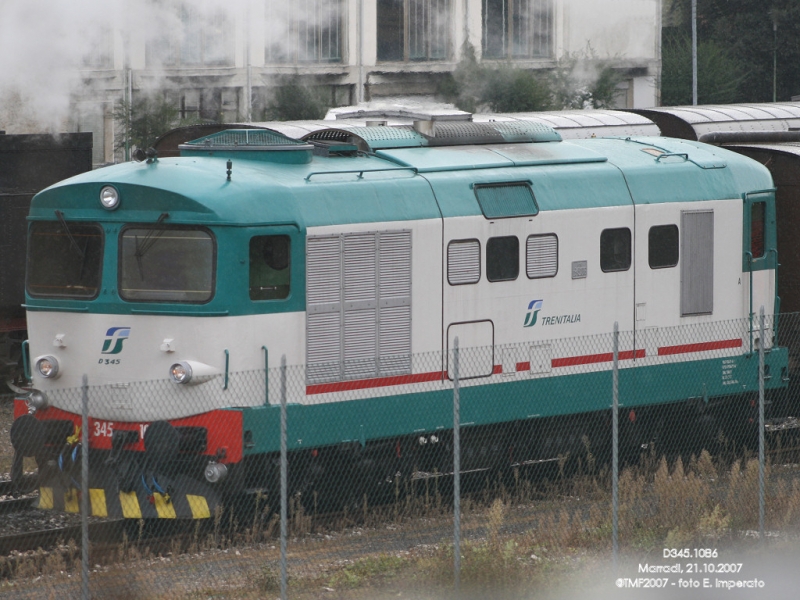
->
[304,166,417,182]
[268,346,269,406]
[223,349,229,390]
[21,340,31,382]
[654,153,688,163]
[769,247,779,340]
[745,251,753,355]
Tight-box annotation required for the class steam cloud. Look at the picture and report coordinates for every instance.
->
[0,0,236,133]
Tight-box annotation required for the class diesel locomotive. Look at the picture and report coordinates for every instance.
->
[9,120,788,518]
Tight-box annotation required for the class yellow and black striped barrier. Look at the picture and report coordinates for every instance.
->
[36,471,218,519]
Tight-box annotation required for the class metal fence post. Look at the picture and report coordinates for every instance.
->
[453,337,461,592]
[280,356,288,600]
[759,307,765,542]
[81,374,89,600]
[612,323,619,570]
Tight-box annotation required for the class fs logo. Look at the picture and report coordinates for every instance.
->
[524,300,543,328]
[101,327,131,355]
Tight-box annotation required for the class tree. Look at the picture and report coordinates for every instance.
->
[550,48,625,110]
[113,94,180,155]
[662,0,800,103]
[438,43,623,113]
[660,30,746,105]
[483,67,554,113]
[264,75,330,121]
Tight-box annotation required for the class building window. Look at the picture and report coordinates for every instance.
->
[648,225,679,269]
[146,4,234,67]
[377,0,450,62]
[265,0,343,64]
[482,0,554,59]
[487,236,519,282]
[600,228,631,272]
[82,30,113,69]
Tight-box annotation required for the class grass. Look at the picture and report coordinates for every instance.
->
[2,448,800,599]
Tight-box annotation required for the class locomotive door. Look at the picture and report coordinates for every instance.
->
[633,203,685,359]
[634,204,715,358]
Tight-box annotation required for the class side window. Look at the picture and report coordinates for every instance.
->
[448,239,481,285]
[526,234,558,278]
[600,228,631,272]
[751,201,765,258]
[648,225,679,269]
[487,236,519,282]
[250,235,290,300]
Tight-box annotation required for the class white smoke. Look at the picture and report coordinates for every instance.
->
[0,0,247,133]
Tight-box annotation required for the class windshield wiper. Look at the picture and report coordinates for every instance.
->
[133,212,169,280]
[55,210,84,258]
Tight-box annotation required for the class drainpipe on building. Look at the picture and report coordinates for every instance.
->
[357,0,364,103]
[245,2,252,122]
[126,68,132,162]
[691,0,697,105]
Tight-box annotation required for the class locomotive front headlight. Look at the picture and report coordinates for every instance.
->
[169,361,193,384]
[35,355,60,378]
[99,186,120,210]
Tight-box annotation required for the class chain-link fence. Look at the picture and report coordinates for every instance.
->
[2,310,800,598]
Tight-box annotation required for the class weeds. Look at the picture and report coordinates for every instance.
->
[2,451,799,599]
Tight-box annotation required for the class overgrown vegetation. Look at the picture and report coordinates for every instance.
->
[5,449,800,598]
[113,94,183,155]
[661,0,800,103]
[660,30,747,105]
[261,74,330,121]
[438,43,624,113]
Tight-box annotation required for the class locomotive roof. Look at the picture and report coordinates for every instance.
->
[31,131,773,228]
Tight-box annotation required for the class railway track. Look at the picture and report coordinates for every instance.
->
[0,475,38,515]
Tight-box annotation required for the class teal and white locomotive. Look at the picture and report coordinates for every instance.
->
[10,120,788,517]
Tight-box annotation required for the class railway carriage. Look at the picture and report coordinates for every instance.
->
[10,121,788,518]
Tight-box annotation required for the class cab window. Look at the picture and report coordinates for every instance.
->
[27,221,103,299]
[119,226,215,303]
[250,235,291,300]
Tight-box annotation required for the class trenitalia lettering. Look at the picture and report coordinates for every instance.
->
[541,314,581,325]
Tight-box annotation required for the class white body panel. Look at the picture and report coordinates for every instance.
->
[27,311,304,421]
[443,205,636,353]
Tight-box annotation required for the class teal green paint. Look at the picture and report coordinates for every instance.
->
[582,138,773,206]
[25,223,306,317]
[742,191,778,272]
[425,162,634,218]
[31,137,769,231]
[240,350,788,455]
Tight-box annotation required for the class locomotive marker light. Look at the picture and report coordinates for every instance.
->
[99,186,120,210]
[26,389,49,411]
[204,461,228,483]
[35,355,60,378]
[168,360,221,385]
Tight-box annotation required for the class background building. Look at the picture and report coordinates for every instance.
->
[15,0,663,166]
